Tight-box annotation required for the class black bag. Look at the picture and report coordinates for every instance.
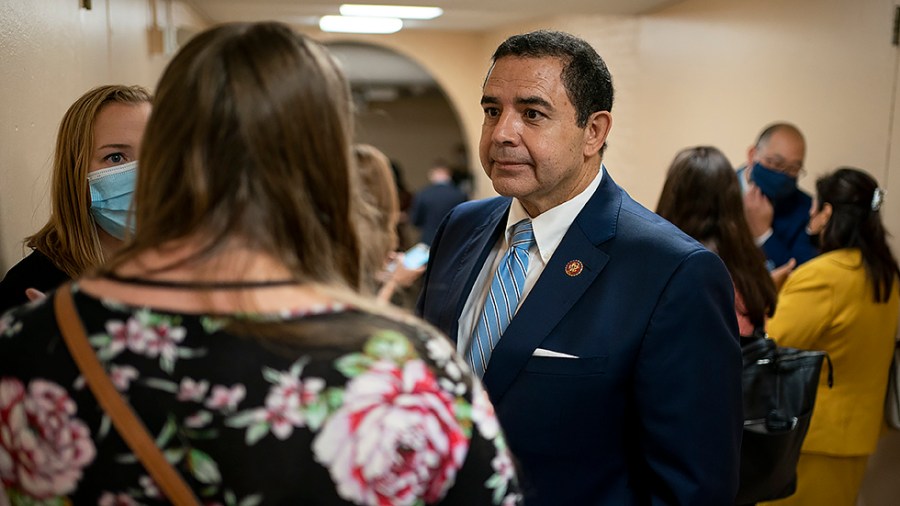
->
[736,332,832,505]
[884,340,900,430]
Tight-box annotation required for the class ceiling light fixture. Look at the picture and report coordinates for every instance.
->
[339,4,443,20]
[319,15,403,34]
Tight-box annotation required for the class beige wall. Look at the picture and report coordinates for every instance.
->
[1,0,899,502]
[0,0,189,269]
[634,0,899,252]
[355,91,467,191]
[302,28,493,196]
[3,0,897,261]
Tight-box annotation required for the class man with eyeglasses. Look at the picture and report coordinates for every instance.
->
[739,122,819,271]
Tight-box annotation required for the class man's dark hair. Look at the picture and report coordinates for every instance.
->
[491,30,614,128]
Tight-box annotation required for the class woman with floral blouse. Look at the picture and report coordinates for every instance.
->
[0,22,520,506]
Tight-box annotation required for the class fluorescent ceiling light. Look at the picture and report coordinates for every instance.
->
[319,15,403,34]
[339,4,443,20]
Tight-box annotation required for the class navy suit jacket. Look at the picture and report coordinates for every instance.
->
[417,169,743,505]
[409,182,469,246]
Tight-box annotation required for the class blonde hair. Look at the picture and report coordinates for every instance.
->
[354,144,400,291]
[26,85,152,278]
[104,22,362,289]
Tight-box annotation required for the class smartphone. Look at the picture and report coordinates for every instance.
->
[401,243,430,269]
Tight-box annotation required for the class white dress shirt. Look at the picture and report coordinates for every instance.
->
[456,167,605,355]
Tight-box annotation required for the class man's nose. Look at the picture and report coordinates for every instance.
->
[491,113,520,145]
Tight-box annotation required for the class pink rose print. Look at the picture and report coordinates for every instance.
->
[313,360,468,506]
[98,491,140,506]
[471,383,499,440]
[177,378,210,402]
[185,411,213,428]
[0,312,17,337]
[491,452,515,482]
[104,318,153,358]
[0,378,95,499]
[258,375,324,439]
[135,319,187,362]
[139,475,161,499]
[205,384,246,412]
[109,366,138,392]
[502,493,522,506]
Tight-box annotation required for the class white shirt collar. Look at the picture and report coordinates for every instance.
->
[505,165,604,263]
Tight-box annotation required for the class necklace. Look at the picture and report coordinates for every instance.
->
[102,272,299,290]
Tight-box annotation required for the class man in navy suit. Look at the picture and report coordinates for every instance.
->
[417,30,743,505]
[409,163,468,246]
[739,122,818,270]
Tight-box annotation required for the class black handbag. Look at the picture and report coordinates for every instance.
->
[885,340,900,430]
[736,331,833,504]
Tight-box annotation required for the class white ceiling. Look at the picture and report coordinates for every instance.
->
[184,0,681,32]
[180,0,682,94]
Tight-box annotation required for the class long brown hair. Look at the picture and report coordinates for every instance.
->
[26,85,151,278]
[815,167,900,302]
[103,22,362,288]
[353,144,400,292]
[656,146,777,329]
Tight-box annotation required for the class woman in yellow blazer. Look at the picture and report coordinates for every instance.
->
[762,168,900,506]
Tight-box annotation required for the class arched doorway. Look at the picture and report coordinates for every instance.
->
[326,41,472,247]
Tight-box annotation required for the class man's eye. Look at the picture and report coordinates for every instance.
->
[484,108,500,117]
[524,110,542,120]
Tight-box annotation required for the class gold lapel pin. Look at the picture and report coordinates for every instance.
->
[565,260,584,277]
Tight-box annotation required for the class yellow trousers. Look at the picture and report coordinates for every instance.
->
[759,453,869,506]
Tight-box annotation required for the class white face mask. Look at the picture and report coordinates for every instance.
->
[87,161,137,240]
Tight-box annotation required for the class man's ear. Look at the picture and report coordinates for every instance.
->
[583,111,612,157]
[747,145,757,167]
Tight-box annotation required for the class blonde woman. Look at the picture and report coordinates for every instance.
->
[0,85,151,312]
[0,22,519,505]
[353,143,426,303]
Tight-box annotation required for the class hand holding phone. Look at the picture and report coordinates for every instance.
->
[401,243,430,269]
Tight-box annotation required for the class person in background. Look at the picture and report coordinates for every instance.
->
[740,122,817,270]
[353,143,425,304]
[0,22,520,505]
[389,159,417,250]
[760,168,900,506]
[408,162,468,246]
[417,29,742,505]
[656,146,778,340]
[0,85,151,313]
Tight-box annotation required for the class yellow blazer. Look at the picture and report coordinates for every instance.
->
[769,248,900,456]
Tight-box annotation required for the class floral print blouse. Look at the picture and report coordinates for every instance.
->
[0,284,521,506]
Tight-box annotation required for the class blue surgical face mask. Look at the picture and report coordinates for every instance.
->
[750,162,797,202]
[88,161,137,240]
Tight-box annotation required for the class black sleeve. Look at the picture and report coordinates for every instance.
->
[0,251,70,314]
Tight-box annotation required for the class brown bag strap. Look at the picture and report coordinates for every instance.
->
[53,283,201,506]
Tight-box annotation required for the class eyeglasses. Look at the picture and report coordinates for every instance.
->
[759,156,806,178]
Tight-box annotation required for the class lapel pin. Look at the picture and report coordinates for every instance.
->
[565,260,584,277]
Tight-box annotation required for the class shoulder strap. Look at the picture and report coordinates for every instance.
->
[53,283,201,506]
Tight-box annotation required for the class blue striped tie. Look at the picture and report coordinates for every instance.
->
[467,219,535,378]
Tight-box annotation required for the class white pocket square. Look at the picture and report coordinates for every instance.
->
[532,348,579,359]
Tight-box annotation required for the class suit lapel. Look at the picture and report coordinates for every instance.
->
[482,168,623,402]
[444,201,510,342]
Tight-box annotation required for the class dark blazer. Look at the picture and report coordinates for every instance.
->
[417,168,743,505]
[409,182,468,246]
